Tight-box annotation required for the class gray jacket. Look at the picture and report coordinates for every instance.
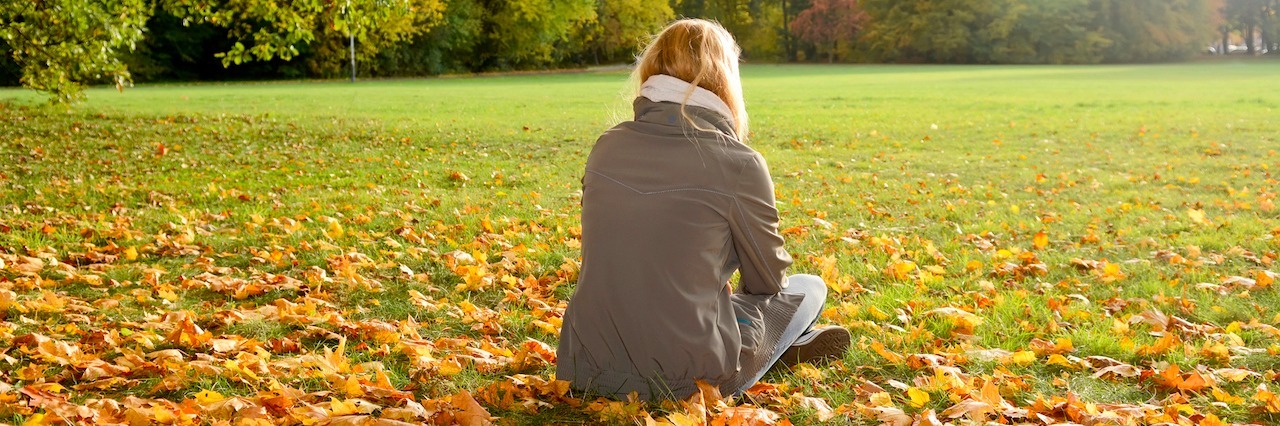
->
[556,98,802,400]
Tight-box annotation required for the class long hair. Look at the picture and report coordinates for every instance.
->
[631,19,749,141]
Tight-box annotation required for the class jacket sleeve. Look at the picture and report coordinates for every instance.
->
[730,153,793,295]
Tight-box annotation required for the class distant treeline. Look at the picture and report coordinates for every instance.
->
[2,0,1276,97]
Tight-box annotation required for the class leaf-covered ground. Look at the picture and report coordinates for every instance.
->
[1,62,1279,425]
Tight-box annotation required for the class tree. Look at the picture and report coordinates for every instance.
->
[1221,0,1277,54]
[788,0,867,62]
[3,0,444,102]
[991,0,1110,64]
[1093,0,1216,62]
[0,0,151,103]
[858,0,1026,63]
[475,0,596,68]
[304,0,448,78]
[581,0,675,64]
[162,0,444,68]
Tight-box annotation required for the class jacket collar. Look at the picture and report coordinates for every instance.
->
[632,97,739,140]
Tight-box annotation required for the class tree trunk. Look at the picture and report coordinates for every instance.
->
[1246,23,1256,54]
[1264,2,1275,53]
[1222,27,1230,55]
[782,0,794,62]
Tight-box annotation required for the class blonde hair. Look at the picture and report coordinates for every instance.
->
[631,19,749,141]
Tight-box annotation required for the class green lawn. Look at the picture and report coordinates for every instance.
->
[1,61,1278,424]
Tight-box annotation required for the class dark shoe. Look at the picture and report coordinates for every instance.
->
[778,325,850,367]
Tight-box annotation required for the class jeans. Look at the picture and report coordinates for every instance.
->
[734,273,826,395]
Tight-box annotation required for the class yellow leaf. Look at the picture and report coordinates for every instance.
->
[1046,354,1075,369]
[22,413,49,426]
[437,357,464,376]
[1009,350,1036,366]
[1099,262,1126,282]
[794,363,824,381]
[1211,387,1244,404]
[907,387,931,408]
[886,260,917,280]
[1200,414,1227,426]
[194,389,225,404]
[328,221,345,239]
[1033,231,1048,250]
[340,376,364,397]
[1188,208,1211,226]
[869,391,894,407]
[123,247,138,261]
[329,397,358,416]
[663,412,702,426]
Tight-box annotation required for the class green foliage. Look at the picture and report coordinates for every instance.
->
[579,0,675,64]
[368,0,487,76]
[996,0,1111,64]
[486,0,598,68]
[677,0,788,61]
[162,0,445,69]
[0,0,151,103]
[859,0,1022,63]
[305,0,446,77]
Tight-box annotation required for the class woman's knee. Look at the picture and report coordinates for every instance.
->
[786,274,827,300]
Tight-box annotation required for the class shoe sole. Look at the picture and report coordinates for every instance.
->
[779,327,851,367]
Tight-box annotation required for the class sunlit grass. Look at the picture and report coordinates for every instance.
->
[1,60,1278,423]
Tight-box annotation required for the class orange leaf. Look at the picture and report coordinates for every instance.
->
[1136,333,1179,356]
[451,390,494,426]
[871,341,904,364]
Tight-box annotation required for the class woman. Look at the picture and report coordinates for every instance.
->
[556,19,850,401]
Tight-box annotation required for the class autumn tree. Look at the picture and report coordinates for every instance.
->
[675,0,787,60]
[1092,0,1216,62]
[858,0,1027,63]
[580,0,674,64]
[1,0,444,102]
[788,0,868,62]
[0,0,151,103]
[162,0,444,71]
[483,0,596,68]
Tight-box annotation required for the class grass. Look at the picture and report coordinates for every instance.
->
[2,60,1279,424]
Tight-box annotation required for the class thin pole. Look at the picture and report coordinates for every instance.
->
[348,0,356,82]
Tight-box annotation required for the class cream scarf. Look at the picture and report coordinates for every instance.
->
[638,74,734,124]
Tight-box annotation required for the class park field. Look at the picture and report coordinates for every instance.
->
[1,61,1279,424]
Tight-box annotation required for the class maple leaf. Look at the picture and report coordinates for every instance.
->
[1029,337,1075,356]
[1135,333,1180,356]
[906,387,930,408]
[1032,230,1048,250]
